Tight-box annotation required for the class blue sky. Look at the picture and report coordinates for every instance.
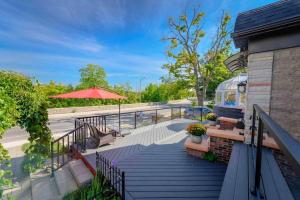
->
[0,0,276,89]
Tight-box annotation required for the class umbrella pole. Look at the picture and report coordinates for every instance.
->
[119,99,121,136]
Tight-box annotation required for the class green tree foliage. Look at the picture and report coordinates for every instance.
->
[112,83,139,104]
[77,64,108,89]
[163,7,233,105]
[141,77,191,103]
[201,13,232,100]
[142,84,161,102]
[0,90,18,197]
[39,64,191,108]
[0,71,51,178]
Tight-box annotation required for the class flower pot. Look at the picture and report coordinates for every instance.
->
[190,135,202,144]
[208,120,217,126]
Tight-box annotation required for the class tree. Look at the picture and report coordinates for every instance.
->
[78,64,108,89]
[0,90,17,198]
[202,13,232,101]
[163,8,231,105]
[0,71,51,185]
[142,84,160,102]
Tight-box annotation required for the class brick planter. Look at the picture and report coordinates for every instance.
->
[206,127,245,163]
[209,137,241,163]
[184,137,209,159]
[219,117,238,130]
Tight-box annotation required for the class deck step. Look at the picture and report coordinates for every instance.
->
[54,165,78,197]
[69,159,93,187]
[31,170,61,200]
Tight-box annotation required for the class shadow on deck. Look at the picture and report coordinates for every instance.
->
[83,119,227,200]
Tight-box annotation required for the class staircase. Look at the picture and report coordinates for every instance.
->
[31,159,93,200]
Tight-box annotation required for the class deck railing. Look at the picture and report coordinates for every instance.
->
[76,106,204,134]
[51,105,205,175]
[251,104,300,196]
[51,123,87,175]
[96,152,125,200]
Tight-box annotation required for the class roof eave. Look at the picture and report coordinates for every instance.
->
[232,16,300,49]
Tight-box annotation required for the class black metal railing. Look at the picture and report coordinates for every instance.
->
[51,123,87,175]
[96,152,125,200]
[251,104,300,195]
[51,105,206,175]
[75,106,206,135]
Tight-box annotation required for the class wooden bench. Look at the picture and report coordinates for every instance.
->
[219,143,294,200]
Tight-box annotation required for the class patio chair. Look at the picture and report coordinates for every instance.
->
[87,126,114,148]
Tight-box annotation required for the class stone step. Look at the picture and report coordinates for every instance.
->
[69,159,93,187]
[54,165,78,197]
[31,170,61,200]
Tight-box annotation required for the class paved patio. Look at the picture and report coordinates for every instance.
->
[84,119,227,200]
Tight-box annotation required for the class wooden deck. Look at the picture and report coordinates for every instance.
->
[84,119,227,200]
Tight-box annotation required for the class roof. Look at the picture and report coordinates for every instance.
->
[232,0,300,48]
[216,74,247,91]
[49,87,127,100]
[224,51,248,72]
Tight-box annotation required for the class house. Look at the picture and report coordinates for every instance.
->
[225,0,300,142]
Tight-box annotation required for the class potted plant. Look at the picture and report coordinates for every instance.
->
[206,113,217,125]
[186,123,206,144]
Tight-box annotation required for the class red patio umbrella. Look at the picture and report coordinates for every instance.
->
[50,87,127,133]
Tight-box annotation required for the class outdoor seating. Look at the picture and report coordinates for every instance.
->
[87,126,114,148]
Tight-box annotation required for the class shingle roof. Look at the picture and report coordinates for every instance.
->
[232,0,300,48]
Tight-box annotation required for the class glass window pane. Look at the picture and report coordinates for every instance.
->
[216,92,222,104]
[224,91,236,106]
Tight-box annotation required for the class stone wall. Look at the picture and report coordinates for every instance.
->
[270,47,300,142]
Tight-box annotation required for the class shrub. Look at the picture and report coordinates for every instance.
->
[63,172,120,200]
[206,113,217,121]
[186,124,206,136]
[203,151,217,162]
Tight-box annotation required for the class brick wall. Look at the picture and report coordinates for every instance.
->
[209,137,239,163]
[270,46,300,142]
[273,149,299,188]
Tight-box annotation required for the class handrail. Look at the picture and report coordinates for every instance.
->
[51,123,87,175]
[251,104,300,195]
[76,106,183,119]
[76,106,186,134]
[53,124,84,143]
[253,104,300,173]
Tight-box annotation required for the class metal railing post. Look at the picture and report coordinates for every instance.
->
[122,172,125,200]
[62,137,65,165]
[251,107,256,145]
[179,106,182,118]
[104,116,107,132]
[253,117,264,194]
[201,107,203,122]
[51,142,54,176]
[134,112,137,129]
[155,109,158,124]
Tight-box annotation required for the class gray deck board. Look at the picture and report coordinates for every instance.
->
[84,119,227,200]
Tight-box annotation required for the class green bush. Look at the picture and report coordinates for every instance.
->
[63,172,120,200]
[203,151,217,162]
[206,113,217,121]
[186,124,206,136]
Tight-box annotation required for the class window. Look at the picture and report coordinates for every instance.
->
[224,91,236,106]
[216,92,222,105]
